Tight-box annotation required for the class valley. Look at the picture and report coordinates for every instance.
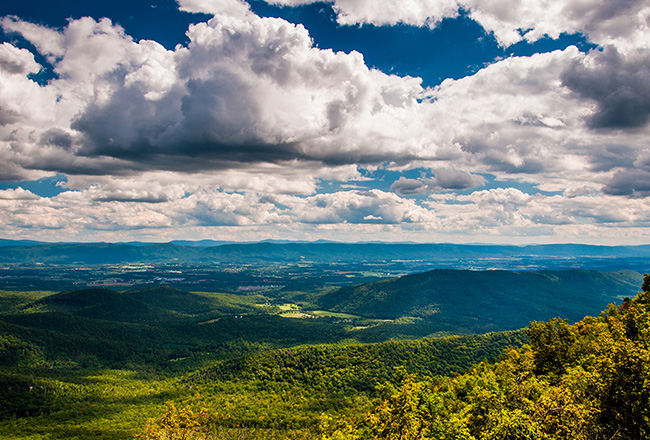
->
[0,243,648,439]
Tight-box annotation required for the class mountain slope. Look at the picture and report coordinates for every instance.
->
[354,276,650,440]
[29,285,219,322]
[318,269,644,333]
[123,285,214,316]
[31,288,151,322]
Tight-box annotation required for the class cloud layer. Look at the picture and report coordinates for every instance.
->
[264,0,650,49]
[0,0,649,243]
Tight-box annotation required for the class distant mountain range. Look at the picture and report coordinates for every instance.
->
[319,269,643,333]
[1,240,650,271]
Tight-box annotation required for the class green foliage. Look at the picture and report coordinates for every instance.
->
[0,290,54,313]
[528,318,577,376]
[0,312,525,438]
[2,273,648,439]
[189,330,528,395]
[367,367,434,440]
[319,269,643,333]
[0,333,43,366]
[140,401,206,440]
[26,286,233,322]
[359,277,650,440]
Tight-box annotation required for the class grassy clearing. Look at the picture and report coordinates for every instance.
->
[277,303,299,311]
[309,310,360,319]
[279,312,315,319]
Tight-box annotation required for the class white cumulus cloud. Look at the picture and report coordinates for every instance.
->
[264,0,650,49]
[1,1,649,243]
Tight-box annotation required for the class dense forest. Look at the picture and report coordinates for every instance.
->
[140,276,650,440]
[0,270,648,439]
[317,276,650,440]
[320,269,642,332]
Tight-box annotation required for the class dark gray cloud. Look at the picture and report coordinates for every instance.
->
[530,212,575,226]
[71,85,181,159]
[70,81,308,170]
[561,46,650,129]
[585,0,643,23]
[390,177,427,196]
[0,105,19,126]
[40,128,74,149]
[587,144,637,172]
[482,153,546,174]
[602,169,650,197]
[92,195,172,203]
[429,168,486,189]
[390,170,486,196]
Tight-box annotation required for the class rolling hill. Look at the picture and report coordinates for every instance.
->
[29,286,220,322]
[318,269,644,333]
[31,288,151,321]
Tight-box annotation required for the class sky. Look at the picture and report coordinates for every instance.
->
[0,0,649,244]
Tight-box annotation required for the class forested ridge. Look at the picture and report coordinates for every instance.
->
[317,275,650,440]
[139,277,650,439]
[189,329,528,393]
[320,269,642,332]
[1,273,648,439]
[0,284,528,439]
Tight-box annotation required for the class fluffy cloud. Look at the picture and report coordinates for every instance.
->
[289,189,438,224]
[390,177,428,196]
[0,42,40,75]
[428,168,486,190]
[0,186,435,237]
[561,46,650,129]
[1,1,650,243]
[0,187,40,200]
[390,169,486,196]
[602,169,650,198]
[463,0,650,49]
[2,184,650,243]
[176,0,251,16]
[2,10,648,196]
[427,187,650,234]
[2,13,431,183]
[265,0,650,48]
[426,48,589,185]
[327,0,459,28]
[265,0,459,29]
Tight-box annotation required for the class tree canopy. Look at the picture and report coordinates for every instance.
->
[327,275,650,440]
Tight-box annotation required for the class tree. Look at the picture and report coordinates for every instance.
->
[527,318,577,376]
[140,402,206,440]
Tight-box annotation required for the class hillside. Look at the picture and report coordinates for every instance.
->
[124,285,215,317]
[1,272,648,439]
[338,276,650,440]
[29,286,221,322]
[190,329,528,394]
[318,269,643,333]
[31,288,150,321]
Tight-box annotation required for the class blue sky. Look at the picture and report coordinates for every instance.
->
[0,0,649,244]
[1,0,595,85]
